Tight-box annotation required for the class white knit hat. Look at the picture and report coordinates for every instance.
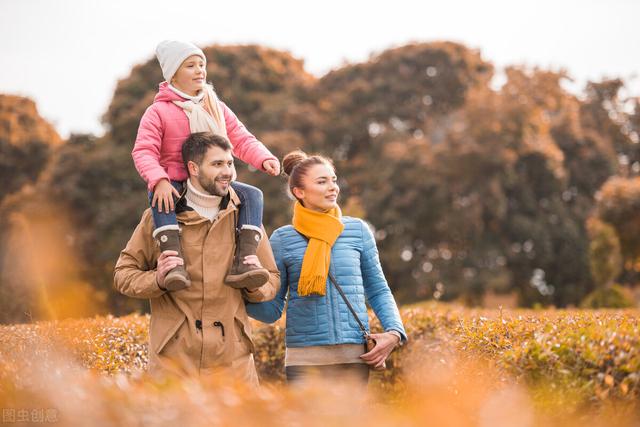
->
[155,40,206,82]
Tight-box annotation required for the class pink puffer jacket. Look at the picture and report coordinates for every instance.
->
[132,82,277,191]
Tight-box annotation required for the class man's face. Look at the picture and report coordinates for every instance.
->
[190,146,235,197]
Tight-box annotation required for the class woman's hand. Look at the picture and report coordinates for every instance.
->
[156,250,184,290]
[262,159,281,176]
[360,332,401,369]
[152,179,181,213]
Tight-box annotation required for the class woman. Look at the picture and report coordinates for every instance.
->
[246,150,407,385]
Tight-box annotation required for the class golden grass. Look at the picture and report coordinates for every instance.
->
[1,303,638,426]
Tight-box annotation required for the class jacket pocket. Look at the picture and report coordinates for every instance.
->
[150,314,187,355]
[346,294,369,331]
[288,297,319,333]
[233,315,255,355]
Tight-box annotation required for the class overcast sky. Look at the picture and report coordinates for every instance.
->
[1,0,638,138]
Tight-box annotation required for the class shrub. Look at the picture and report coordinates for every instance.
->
[580,284,636,308]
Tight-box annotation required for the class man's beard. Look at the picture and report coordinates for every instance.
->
[198,175,232,197]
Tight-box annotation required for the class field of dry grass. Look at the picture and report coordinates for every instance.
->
[1,302,638,426]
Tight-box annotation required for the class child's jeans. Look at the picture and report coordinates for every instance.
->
[149,181,184,229]
[149,180,263,231]
[230,181,263,229]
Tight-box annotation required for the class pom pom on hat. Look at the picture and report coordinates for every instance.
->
[155,40,206,82]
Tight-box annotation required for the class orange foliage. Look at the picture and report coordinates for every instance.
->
[1,304,640,426]
[0,95,62,147]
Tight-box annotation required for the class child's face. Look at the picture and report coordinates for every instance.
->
[171,55,206,96]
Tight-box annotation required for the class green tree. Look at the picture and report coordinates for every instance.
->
[586,217,622,287]
[596,176,640,280]
[4,42,639,320]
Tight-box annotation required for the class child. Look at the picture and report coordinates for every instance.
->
[132,40,280,291]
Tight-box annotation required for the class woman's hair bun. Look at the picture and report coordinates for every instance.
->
[282,150,308,176]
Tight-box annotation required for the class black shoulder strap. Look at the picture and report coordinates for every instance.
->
[327,271,369,336]
[294,230,369,337]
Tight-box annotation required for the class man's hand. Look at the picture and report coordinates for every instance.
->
[359,332,401,369]
[240,255,265,296]
[242,255,263,268]
[152,179,180,213]
[262,159,281,176]
[156,250,184,290]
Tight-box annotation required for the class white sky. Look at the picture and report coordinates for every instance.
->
[1,0,638,138]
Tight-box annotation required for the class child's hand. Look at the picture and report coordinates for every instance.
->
[262,159,281,176]
[152,179,181,213]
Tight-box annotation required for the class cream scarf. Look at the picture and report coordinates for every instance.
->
[172,84,228,137]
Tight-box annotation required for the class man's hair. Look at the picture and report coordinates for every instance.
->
[182,132,233,170]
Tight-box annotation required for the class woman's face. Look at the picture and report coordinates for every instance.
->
[293,163,339,212]
[171,55,206,96]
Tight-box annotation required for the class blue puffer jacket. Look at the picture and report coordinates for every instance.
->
[246,217,407,348]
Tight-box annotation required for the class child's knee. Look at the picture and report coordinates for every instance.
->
[244,185,263,204]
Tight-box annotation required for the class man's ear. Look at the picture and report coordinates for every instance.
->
[187,160,199,177]
[292,187,304,200]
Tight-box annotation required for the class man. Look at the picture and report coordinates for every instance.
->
[114,132,279,385]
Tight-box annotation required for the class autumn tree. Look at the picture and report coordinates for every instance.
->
[2,42,638,320]
[0,95,62,202]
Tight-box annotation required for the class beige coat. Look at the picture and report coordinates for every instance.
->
[113,188,279,383]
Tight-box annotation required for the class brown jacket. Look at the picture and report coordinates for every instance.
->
[114,188,279,381]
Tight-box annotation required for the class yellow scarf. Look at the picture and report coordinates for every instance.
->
[292,201,345,296]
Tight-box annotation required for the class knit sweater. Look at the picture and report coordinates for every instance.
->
[184,179,222,221]
[285,344,366,366]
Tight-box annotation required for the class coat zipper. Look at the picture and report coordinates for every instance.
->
[199,203,237,368]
